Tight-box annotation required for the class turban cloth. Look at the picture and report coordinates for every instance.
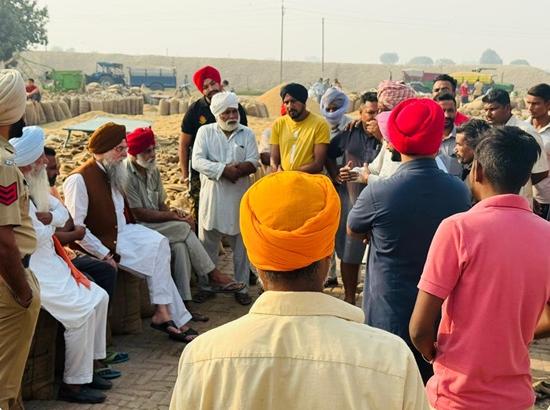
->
[126,127,155,156]
[240,171,340,272]
[377,80,416,111]
[387,98,445,156]
[0,69,26,127]
[280,83,308,104]
[9,126,45,166]
[376,111,391,141]
[88,122,126,154]
[193,65,221,91]
[320,87,349,126]
[210,92,239,117]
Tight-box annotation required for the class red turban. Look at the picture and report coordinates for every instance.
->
[387,98,445,156]
[193,66,221,91]
[126,127,155,156]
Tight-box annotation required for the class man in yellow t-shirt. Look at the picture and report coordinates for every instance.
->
[270,83,330,173]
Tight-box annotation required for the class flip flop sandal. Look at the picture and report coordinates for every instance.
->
[210,281,246,294]
[94,366,121,380]
[103,351,129,365]
[169,327,199,343]
[190,311,209,322]
[235,292,252,306]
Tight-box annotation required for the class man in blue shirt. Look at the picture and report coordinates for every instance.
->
[348,98,471,383]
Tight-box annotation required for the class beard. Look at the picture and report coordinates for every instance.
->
[101,158,128,194]
[25,165,50,212]
[136,154,156,170]
[217,115,240,132]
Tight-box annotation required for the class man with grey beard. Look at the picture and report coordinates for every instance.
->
[192,92,259,306]
[63,122,198,343]
[11,127,111,403]
[124,127,245,319]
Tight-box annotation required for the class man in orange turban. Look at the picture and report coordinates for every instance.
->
[170,171,428,410]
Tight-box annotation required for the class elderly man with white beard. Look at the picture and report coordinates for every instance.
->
[123,127,245,317]
[63,122,198,343]
[192,92,259,305]
[11,127,111,404]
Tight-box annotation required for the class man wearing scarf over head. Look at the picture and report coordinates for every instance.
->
[192,92,259,306]
[348,99,471,383]
[0,69,41,410]
[179,66,248,222]
[11,127,111,404]
[270,82,330,173]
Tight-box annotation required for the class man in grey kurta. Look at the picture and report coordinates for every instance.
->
[124,128,245,315]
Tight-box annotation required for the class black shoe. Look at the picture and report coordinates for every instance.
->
[87,373,112,390]
[235,292,253,306]
[249,270,258,286]
[58,385,106,404]
[324,277,338,288]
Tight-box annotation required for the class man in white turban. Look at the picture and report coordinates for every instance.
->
[11,127,112,404]
[0,69,42,410]
[192,92,259,305]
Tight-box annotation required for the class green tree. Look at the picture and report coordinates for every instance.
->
[479,49,502,65]
[0,0,48,66]
[408,56,434,66]
[510,59,530,66]
[435,58,455,66]
[380,52,399,65]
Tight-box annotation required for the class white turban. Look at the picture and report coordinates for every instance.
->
[9,126,45,167]
[210,92,239,117]
[0,69,26,127]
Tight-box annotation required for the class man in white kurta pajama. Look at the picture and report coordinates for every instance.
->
[11,127,110,404]
[192,92,259,305]
[63,122,195,343]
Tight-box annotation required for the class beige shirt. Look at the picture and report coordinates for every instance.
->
[170,291,428,410]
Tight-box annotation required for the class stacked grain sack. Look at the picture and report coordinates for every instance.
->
[158,97,191,116]
[239,97,269,118]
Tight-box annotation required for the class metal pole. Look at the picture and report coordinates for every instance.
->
[280,0,284,84]
[321,17,325,75]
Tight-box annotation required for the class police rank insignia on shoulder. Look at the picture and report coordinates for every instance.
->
[0,182,18,205]
[199,115,207,124]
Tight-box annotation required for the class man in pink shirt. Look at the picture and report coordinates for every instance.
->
[409,126,550,410]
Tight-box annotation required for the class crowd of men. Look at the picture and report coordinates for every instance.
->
[1,64,550,410]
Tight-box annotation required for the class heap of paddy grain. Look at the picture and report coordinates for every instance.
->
[257,83,321,117]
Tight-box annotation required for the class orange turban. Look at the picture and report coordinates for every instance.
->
[88,122,126,154]
[240,171,340,272]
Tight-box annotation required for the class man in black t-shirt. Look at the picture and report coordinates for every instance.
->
[179,65,247,220]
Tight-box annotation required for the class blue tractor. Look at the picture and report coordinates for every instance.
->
[85,62,126,87]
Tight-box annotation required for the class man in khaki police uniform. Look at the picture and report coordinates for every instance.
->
[0,69,41,410]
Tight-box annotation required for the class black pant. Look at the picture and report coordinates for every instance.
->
[73,255,117,299]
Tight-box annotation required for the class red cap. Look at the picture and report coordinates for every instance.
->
[126,127,155,156]
[387,98,444,156]
[192,65,221,92]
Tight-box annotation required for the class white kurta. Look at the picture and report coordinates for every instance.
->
[192,123,259,236]
[29,195,108,329]
[63,171,191,327]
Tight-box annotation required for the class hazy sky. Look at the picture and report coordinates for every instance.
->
[37,0,550,69]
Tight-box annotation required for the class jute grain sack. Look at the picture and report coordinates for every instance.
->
[139,279,155,318]
[41,101,56,123]
[109,269,143,335]
[79,97,90,115]
[159,99,170,115]
[59,100,72,118]
[138,96,144,114]
[178,99,188,114]
[52,101,66,121]
[170,98,180,115]
[90,99,104,112]
[69,96,80,117]
[103,99,114,114]
[35,102,47,124]
[24,101,37,125]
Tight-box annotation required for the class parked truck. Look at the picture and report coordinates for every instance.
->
[85,61,177,90]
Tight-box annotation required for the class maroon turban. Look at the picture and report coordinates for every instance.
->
[126,127,155,156]
[387,98,445,156]
[193,66,221,91]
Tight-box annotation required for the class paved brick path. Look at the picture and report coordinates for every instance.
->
[25,252,550,409]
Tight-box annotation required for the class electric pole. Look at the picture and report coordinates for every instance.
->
[321,17,325,75]
[280,0,285,84]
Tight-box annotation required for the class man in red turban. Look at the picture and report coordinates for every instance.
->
[124,127,245,315]
[348,98,471,383]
